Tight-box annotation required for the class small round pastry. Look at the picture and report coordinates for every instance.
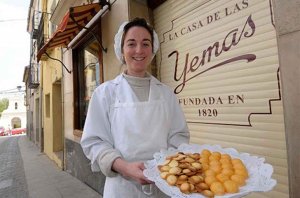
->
[180,182,190,194]
[202,190,214,197]
[201,149,211,157]
[188,175,203,184]
[196,182,210,190]
[234,169,249,178]
[210,181,225,196]
[216,173,230,183]
[231,174,246,186]
[160,165,171,172]
[204,175,218,186]
[169,160,179,167]
[160,171,169,179]
[222,168,234,177]
[223,180,239,193]
[166,175,178,186]
[191,162,202,169]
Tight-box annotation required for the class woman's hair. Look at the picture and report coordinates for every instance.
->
[121,17,154,52]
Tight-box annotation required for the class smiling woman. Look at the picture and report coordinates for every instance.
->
[80,17,190,198]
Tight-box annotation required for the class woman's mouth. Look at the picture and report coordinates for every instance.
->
[133,57,145,61]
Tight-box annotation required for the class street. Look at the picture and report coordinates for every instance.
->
[0,135,101,198]
[0,135,29,198]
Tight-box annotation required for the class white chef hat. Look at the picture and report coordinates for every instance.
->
[114,19,160,64]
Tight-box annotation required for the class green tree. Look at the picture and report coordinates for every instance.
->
[0,98,9,117]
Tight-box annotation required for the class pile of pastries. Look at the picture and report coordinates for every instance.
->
[158,149,249,197]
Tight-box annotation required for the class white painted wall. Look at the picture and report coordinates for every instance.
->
[0,92,27,130]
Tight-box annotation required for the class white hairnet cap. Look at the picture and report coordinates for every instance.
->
[114,21,160,64]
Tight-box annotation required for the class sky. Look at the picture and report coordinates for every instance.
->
[0,0,30,93]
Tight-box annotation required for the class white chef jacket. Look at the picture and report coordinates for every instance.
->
[81,74,189,197]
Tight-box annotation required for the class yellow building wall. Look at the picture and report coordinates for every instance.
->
[42,47,63,168]
[102,0,129,82]
[63,50,74,141]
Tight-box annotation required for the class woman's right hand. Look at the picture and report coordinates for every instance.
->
[112,158,153,185]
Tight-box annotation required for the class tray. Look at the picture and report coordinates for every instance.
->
[143,143,277,198]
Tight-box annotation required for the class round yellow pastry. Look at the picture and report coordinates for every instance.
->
[209,164,222,174]
[199,157,209,164]
[235,169,249,178]
[231,174,246,186]
[211,152,221,160]
[220,158,231,165]
[222,163,233,170]
[223,180,239,193]
[210,181,225,196]
[221,154,232,160]
[222,168,234,177]
[205,169,216,177]
[204,175,218,186]
[233,163,246,170]
[231,158,243,165]
[216,173,230,183]
[209,160,221,166]
[201,149,211,157]
[209,154,220,161]
[202,163,210,171]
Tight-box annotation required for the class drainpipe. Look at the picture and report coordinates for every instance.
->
[39,87,43,152]
[61,48,65,171]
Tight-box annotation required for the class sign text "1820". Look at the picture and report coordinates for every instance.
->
[198,109,218,117]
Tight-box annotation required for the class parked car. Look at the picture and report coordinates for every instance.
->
[11,128,26,135]
[0,127,5,136]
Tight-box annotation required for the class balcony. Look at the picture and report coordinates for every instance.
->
[36,13,48,53]
[32,11,42,39]
[29,63,40,89]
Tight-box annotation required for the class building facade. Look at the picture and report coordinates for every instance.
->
[24,0,300,197]
[0,92,27,131]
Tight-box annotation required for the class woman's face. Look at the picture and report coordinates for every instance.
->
[122,26,153,77]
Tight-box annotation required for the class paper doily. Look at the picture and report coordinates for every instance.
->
[143,143,277,198]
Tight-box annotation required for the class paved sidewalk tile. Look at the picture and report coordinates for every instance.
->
[19,136,102,198]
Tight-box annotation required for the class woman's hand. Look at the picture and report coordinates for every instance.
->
[112,158,153,185]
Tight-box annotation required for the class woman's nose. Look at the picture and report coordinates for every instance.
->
[135,44,143,53]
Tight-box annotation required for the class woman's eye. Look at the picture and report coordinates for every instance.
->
[127,43,135,47]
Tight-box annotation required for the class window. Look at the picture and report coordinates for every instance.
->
[45,93,50,118]
[15,102,18,110]
[73,24,103,130]
[49,0,58,35]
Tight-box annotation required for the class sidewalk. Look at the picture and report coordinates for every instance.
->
[18,135,102,198]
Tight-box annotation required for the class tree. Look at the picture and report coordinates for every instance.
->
[0,98,9,117]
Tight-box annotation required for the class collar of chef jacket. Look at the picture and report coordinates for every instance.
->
[111,74,164,103]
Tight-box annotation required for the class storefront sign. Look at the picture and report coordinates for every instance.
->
[157,0,281,126]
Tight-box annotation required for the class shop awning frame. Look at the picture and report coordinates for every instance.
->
[37,1,110,62]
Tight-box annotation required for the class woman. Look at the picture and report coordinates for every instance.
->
[81,17,190,198]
